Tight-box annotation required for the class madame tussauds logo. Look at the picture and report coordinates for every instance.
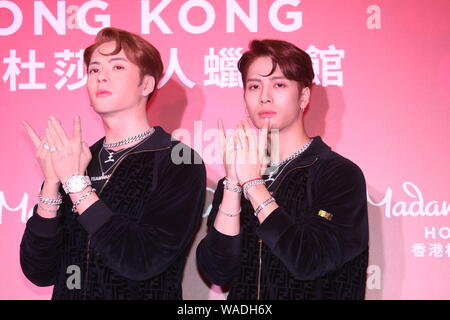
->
[368,181,449,218]
[0,191,32,224]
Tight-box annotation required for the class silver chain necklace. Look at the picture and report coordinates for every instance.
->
[269,138,313,167]
[91,131,155,182]
[265,138,313,189]
[103,127,155,148]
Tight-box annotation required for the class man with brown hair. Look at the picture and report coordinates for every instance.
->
[21,27,206,300]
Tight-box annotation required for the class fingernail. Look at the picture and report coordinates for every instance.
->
[50,115,56,121]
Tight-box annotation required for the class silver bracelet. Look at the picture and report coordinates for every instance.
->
[223,178,242,193]
[243,179,265,200]
[254,197,276,216]
[72,188,96,213]
[38,204,59,213]
[38,192,62,206]
[218,205,241,217]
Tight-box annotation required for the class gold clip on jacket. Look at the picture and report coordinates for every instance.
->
[318,209,333,221]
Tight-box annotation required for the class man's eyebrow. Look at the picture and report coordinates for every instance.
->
[268,76,287,80]
[108,57,129,63]
[246,78,261,82]
[247,76,287,82]
[89,57,129,65]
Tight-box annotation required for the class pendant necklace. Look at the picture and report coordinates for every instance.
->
[90,129,156,182]
[264,138,313,189]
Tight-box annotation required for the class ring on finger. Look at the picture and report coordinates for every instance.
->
[43,143,50,150]
[49,147,57,152]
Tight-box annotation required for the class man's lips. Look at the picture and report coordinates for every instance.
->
[96,90,112,97]
[258,111,277,118]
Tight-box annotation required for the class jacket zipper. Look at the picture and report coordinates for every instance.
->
[272,157,319,194]
[83,238,90,300]
[255,156,319,300]
[82,146,170,299]
[257,239,263,300]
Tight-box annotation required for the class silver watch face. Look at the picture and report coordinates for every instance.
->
[65,176,89,193]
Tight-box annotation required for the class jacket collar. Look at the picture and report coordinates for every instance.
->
[264,136,331,192]
[90,126,172,155]
[285,136,332,167]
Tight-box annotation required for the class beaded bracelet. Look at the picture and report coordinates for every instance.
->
[72,188,96,213]
[254,197,276,216]
[223,178,242,193]
[38,192,62,206]
[218,205,241,217]
[242,179,265,200]
[241,178,262,186]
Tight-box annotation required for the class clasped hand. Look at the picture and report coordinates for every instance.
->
[218,118,270,185]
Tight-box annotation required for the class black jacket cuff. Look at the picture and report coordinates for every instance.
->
[205,226,242,256]
[27,204,60,238]
[77,200,114,235]
[256,207,295,248]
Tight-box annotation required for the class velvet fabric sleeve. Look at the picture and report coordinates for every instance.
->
[20,204,63,287]
[76,155,206,281]
[196,178,242,286]
[256,157,369,280]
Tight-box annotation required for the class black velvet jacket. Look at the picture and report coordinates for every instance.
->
[196,137,369,299]
[20,127,206,299]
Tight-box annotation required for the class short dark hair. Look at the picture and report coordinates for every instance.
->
[238,39,314,90]
[84,27,164,101]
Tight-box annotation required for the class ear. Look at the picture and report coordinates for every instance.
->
[142,75,156,97]
[299,87,310,111]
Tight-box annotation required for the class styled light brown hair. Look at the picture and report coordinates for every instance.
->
[238,39,314,91]
[84,27,164,101]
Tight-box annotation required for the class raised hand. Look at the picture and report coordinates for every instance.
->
[234,118,270,185]
[218,119,240,183]
[22,120,60,184]
[45,116,92,184]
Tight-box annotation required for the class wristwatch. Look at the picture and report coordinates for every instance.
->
[63,175,91,194]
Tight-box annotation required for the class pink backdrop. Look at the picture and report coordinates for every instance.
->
[1,0,449,300]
